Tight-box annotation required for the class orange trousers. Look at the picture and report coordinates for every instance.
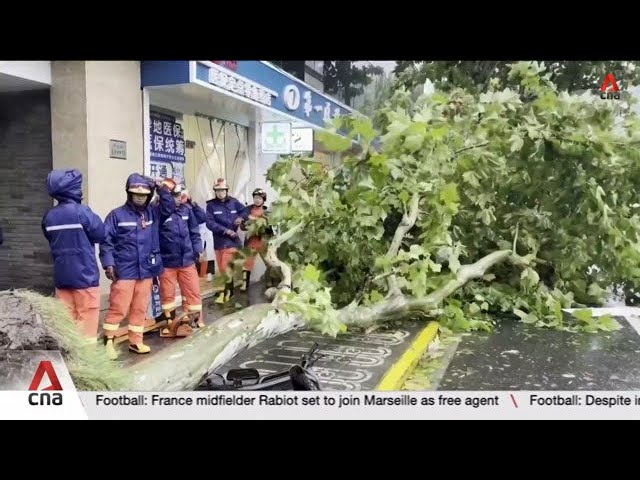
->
[103,278,152,345]
[215,248,237,274]
[243,237,265,271]
[56,286,100,339]
[159,266,202,315]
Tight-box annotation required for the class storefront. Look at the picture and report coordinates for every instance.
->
[0,61,352,302]
[140,60,352,291]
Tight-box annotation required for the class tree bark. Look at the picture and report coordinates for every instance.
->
[385,192,420,297]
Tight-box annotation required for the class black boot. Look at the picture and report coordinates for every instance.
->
[224,282,234,302]
[240,270,251,292]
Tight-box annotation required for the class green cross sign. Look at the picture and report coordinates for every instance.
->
[266,124,286,146]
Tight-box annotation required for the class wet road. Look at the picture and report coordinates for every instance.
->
[438,314,640,390]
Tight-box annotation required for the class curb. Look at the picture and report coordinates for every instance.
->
[376,321,439,391]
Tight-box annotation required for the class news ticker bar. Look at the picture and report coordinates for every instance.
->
[2,391,640,419]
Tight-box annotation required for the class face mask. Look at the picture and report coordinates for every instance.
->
[131,194,147,207]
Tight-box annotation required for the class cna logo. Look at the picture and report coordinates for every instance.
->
[28,360,63,406]
[600,73,621,100]
[29,361,63,391]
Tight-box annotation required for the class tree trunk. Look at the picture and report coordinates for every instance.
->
[126,304,304,391]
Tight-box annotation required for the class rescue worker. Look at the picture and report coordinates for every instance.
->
[205,178,245,304]
[158,179,205,336]
[179,188,211,279]
[239,188,273,292]
[180,188,207,225]
[42,169,105,341]
[99,173,174,359]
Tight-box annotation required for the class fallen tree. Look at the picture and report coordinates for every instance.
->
[3,62,638,391]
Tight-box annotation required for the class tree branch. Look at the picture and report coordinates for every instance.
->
[262,223,305,304]
[453,142,489,156]
[343,249,513,328]
[385,192,421,296]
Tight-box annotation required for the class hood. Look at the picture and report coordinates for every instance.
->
[126,173,155,192]
[126,173,155,209]
[47,169,82,203]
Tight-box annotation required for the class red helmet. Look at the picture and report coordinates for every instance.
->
[213,178,229,190]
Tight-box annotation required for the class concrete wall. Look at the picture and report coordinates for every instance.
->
[50,61,144,305]
[50,61,89,200]
[85,61,143,219]
[0,91,54,293]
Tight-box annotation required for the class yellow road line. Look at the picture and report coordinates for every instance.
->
[376,321,439,391]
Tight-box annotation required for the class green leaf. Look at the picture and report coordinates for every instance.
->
[398,191,410,203]
[521,267,540,287]
[439,183,460,205]
[595,314,621,332]
[587,283,607,299]
[390,167,403,180]
[404,134,424,151]
[318,131,352,152]
[448,255,461,274]
[469,302,481,314]
[462,171,480,188]
[573,309,593,323]
[302,264,321,283]
[513,309,528,320]
[352,116,378,142]
[510,133,524,152]
[369,290,384,303]
[481,302,489,311]
[431,126,449,140]
[358,176,376,190]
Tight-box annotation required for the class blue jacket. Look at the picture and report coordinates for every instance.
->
[160,203,203,268]
[190,203,207,225]
[42,169,105,290]
[99,173,174,280]
[205,196,245,250]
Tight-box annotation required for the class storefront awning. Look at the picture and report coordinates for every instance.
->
[141,61,353,130]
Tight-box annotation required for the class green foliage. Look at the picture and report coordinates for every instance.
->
[393,61,640,96]
[323,61,384,106]
[245,216,269,239]
[277,265,345,337]
[267,62,640,334]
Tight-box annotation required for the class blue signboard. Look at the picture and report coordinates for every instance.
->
[148,111,186,183]
[140,61,353,130]
[195,61,351,129]
[150,111,186,164]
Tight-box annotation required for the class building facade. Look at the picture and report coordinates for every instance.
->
[0,61,352,306]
